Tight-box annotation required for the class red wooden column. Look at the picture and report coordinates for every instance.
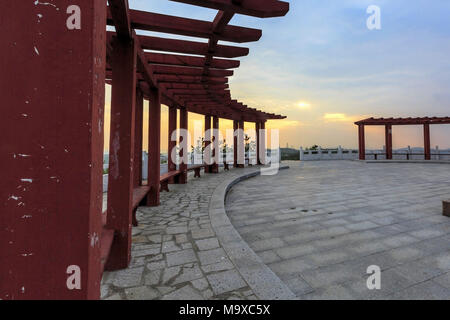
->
[233,120,239,167]
[358,124,366,160]
[211,116,220,173]
[179,108,189,183]
[106,36,137,271]
[260,121,267,165]
[237,120,245,168]
[204,115,212,173]
[256,122,261,165]
[1,1,107,299]
[168,106,177,182]
[147,88,161,206]
[134,88,144,187]
[424,124,431,160]
[385,124,393,160]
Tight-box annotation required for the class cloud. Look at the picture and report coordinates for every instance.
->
[296,101,312,110]
[323,113,361,123]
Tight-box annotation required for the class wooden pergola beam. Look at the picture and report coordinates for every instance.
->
[145,52,240,69]
[152,65,233,78]
[156,75,228,84]
[161,83,229,90]
[355,117,450,126]
[108,9,262,43]
[108,0,132,39]
[170,0,290,18]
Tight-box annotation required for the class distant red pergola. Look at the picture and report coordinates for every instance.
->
[1,0,289,299]
[355,117,450,160]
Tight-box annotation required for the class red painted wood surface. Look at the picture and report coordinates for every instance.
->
[256,122,261,164]
[358,125,366,160]
[146,52,239,69]
[133,186,151,209]
[134,88,144,187]
[0,0,106,300]
[237,120,245,167]
[424,124,431,160]
[100,229,115,275]
[168,106,178,183]
[260,121,266,164]
[233,120,239,167]
[211,116,220,173]
[108,9,262,43]
[105,36,137,271]
[170,0,290,18]
[160,170,182,182]
[385,124,393,160]
[179,109,189,184]
[356,117,450,126]
[205,115,212,173]
[147,88,161,206]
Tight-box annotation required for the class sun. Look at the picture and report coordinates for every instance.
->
[297,101,311,109]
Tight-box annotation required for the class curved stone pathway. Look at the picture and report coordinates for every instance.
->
[101,166,281,300]
[226,161,450,300]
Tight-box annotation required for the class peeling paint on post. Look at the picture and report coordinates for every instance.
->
[105,36,137,271]
[0,1,107,299]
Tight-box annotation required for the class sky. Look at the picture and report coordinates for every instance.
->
[105,0,450,152]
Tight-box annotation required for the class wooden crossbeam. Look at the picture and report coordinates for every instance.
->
[145,52,240,69]
[167,89,230,95]
[161,83,229,90]
[108,0,132,39]
[170,0,290,18]
[138,35,248,58]
[152,65,233,77]
[107,9,261,43]
[155,75,228,84]
[355,117,450,126]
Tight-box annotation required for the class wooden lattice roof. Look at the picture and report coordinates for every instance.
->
[355,117,450,126]
[106,0,289,122]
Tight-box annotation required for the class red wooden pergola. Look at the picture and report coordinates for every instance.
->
[1,1,289,299]
[355,117,450,160]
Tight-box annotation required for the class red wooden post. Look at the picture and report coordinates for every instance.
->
[385,124,393,160]
[106,36,137,271]
[424,124,431,160]
[260,121,266,164]
[147,88,161,206]
[233,120,239,167]
[168,106,177,182]
[0,1,107,299]
[238,120,245,167]
[358,124,366,160]
[204,115,212,173]
[134,88,144,187]
[256,122,261,165]
[211,116,220,173]
[179,108,189,183]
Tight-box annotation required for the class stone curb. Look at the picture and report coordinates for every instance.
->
[364,160,450,164]
[209,165,297,300]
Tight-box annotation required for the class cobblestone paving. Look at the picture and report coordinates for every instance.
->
[226,161,450,299]
[101,168,260,300]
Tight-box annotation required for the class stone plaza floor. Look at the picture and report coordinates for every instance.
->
[101,161,450,300]
[226,161,450,299]
[101,167,262,300]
